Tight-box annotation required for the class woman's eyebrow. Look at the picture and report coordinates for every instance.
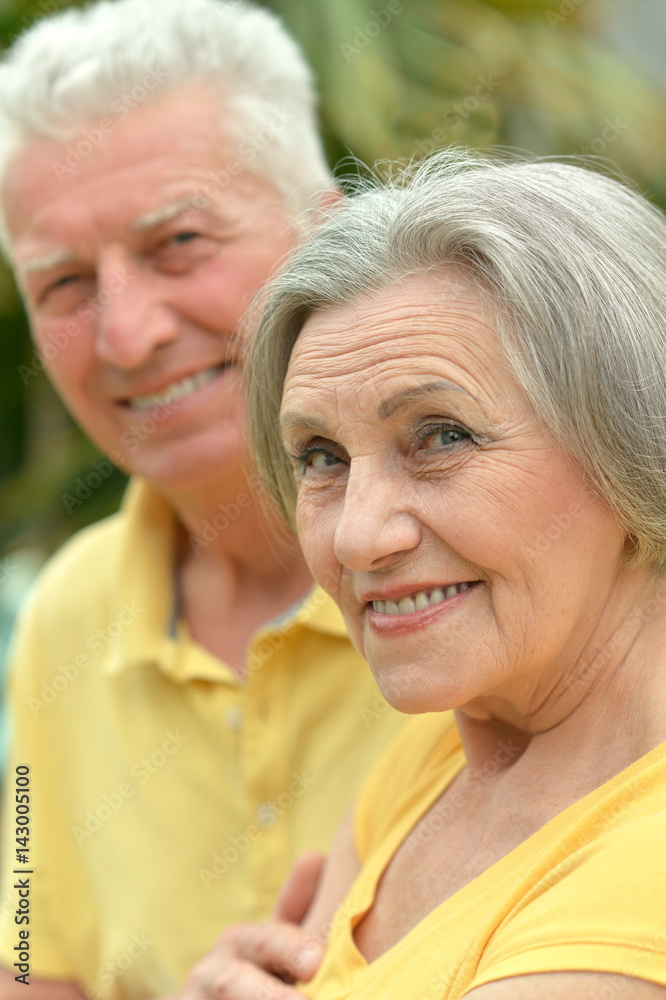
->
[280,412,329,436]
[377,379,474,419]
[281,379,476,436]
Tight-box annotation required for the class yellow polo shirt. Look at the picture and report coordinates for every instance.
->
[0,479,404,1000]
[303,712,666,1000]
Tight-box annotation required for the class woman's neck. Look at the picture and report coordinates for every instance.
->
[455,568,666,793]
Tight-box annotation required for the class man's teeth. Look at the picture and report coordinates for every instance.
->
[372,582,472,616]
[129,366,222,411]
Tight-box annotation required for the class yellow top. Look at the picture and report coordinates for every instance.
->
[304,712,666,1000]
[0,479,405,1000]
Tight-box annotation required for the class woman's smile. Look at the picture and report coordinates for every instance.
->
[369,579,475,615]
[366,580,479,635]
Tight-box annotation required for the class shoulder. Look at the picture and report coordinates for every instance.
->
[17,478,163,628]
[3,506,139,721]
[6,505,136,688]
[464,971,666,999]
[469,753,666,995]
[19,509,128,628]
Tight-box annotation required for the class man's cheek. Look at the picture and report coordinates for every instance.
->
[32,319,88,372]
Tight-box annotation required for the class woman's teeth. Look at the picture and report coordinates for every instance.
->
[129,366,223,411]
[371,582,471,616]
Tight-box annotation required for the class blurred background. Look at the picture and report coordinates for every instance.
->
[0,0,665,710]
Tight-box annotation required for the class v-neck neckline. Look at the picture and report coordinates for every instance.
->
[344,733,666,974]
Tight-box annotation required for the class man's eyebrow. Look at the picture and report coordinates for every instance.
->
[131,196,214,232]
[21,249,76,276]
[378,379,474,419]
[20,197,217,273]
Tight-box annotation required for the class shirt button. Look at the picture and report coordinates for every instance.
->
[224,706,243,731]
[256,802,277,828]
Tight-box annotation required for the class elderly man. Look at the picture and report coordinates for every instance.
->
[0,2,403,998]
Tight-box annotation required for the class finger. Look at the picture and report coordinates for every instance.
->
[184,958,305,1000]
[274,851,326,925]
[225,921,325,983]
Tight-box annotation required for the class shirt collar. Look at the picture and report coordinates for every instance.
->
[104,479,350,679]
[285,585,350,638]
[104,478,177,676]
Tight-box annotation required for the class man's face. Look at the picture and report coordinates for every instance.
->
[3,84,297,496]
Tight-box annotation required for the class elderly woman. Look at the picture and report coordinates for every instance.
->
[191,152,666,1000]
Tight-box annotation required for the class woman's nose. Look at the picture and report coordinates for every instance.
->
[333,459,421,572]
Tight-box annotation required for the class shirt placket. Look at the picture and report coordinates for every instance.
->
[241,624,292,917]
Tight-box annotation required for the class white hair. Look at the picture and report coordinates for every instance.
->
[247,149,666,572]
[0,0,331,240]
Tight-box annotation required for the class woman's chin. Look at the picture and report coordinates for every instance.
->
[372,671,462,715]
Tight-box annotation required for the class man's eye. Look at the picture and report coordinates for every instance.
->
[421,425,470,450]
[38,272,89,308]
[155,231,218,273]
[169,231,200,245]
[45,274,80,297]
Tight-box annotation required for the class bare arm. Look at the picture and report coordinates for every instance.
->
[0,964,86,1000]
[300,812,360,942]
[466,972,666,999]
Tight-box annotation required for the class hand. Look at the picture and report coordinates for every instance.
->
[180,852,326,1000]
[274,850,327,926]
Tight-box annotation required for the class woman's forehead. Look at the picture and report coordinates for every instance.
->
[281,275,520,434]
[287,272,503,378]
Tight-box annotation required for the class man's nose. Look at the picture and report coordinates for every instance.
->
[94,255,178,369]
[333,459,421,572]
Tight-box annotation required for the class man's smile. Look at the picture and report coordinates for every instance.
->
[121,362,232,411]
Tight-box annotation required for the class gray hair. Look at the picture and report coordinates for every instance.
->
[0,0,331,244]
[246,149,666,571]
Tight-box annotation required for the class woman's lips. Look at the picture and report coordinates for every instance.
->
[366,581,479,635]
[371,581,473,615]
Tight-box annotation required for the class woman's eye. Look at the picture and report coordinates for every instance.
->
[290,446,344,475]
[309,452,340,468]
[421,425,469,450]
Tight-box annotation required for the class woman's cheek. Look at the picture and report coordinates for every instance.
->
[296,488,343,598]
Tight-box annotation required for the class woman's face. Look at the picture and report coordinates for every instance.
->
[280,272,627,721]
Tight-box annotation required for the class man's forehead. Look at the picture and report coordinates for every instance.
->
[3,84,245,265]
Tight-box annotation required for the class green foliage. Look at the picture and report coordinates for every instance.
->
[0,0,665,565]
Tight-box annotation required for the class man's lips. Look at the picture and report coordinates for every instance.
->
[115,361,232,411]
